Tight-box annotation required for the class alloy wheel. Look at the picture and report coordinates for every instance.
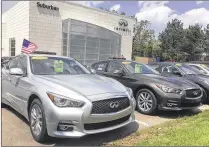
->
[137,92,153,112]
[30,104,43,136]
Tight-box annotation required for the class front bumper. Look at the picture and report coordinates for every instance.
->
[159,98,202,110]
[157,92,202,111]
[44,96,135,138]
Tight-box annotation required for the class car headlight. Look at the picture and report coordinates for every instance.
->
[156,84,182,94]
[47,92,85,108]
[126,87,134,99]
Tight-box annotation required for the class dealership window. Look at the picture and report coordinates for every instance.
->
[62,19,121,65]
[9,38,15,56]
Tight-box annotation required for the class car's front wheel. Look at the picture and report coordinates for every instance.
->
[29,99,49,143]
[201,88,208,104]
[136,89,157,115]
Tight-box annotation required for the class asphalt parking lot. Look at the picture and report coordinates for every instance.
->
[2,105,209,146]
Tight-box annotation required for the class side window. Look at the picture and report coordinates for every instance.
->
[171,66,179,73]
[162,66,169,72]
[91,63,98,70]
[108,61,123,73]
[94,61,108,72]
[17,56,27,75]
[162,66,178,73]
[8,56,20,69]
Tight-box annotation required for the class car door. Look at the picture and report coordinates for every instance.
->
[2,56,21,109]
[106,61,134,88]
[12,55,32,114]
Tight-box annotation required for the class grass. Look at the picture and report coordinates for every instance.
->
[108,110,209,146]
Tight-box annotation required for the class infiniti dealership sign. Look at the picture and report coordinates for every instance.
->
[114,19,132,35]
[37,2,59,11]
[119,19,128,27]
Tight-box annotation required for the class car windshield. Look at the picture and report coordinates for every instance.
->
[175,63,202,75]
[122,61,159,74]
[30,56,90,75]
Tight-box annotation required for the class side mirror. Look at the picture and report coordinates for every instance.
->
[114,69,124,76]
[173,70,182,76]
[90,69,96,74]
[9,68,23,76]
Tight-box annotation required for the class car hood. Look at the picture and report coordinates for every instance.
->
[135,74,199,89]
[33,74,127,96]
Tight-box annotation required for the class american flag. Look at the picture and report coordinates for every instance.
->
[21,39,38,54]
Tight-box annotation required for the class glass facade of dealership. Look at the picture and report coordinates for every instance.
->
[62,19,121,65]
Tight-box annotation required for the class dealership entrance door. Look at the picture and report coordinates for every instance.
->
[62,19,121,65]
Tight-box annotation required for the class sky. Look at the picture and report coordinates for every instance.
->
[2,1,209,36]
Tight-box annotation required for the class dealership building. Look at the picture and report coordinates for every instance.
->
[2,1,136,65]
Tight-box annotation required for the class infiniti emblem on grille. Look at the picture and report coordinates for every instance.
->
[193,91,198,95]
[110,102,119,109]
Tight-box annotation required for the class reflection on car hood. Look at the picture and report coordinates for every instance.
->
[136,74,200,89]
[184,74,209,82]
[34,74,127,96]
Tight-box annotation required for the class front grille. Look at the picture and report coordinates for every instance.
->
[84,114,130,130]
[185,89,202,98]
[91,97,130,114]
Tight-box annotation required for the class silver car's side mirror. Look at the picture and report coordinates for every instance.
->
[9,68,24,76]
[90,69,96,74]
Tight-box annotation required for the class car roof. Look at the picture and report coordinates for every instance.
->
[108,59,148,65]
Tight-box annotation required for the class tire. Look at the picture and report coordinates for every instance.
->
[136,89,158,115]
[1,102,7,108]
[201,88,208,104]
[29,99,49,143]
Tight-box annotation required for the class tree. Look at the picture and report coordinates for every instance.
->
[204,24,209,53]
[132,20,155,59]
[181,24,206,61]
[158,19,185,61]
[120,12,126,15]
[111,9,118,14]
[152,40,162,59]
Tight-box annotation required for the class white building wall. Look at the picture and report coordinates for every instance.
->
[29,1,135,59]
[2,1,135,59]
[2,23,8,56]
[2,1,30,56]
[29,1,62,55]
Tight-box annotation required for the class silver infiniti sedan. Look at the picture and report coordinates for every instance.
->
[1,53,136,142]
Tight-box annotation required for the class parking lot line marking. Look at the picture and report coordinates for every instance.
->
[135,120,151,127]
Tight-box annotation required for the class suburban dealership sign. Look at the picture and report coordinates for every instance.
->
[37,2,59,11]
[114,19,132,35]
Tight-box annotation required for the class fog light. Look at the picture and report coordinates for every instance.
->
[167,103,177,107]
[57,121,74,131]
[59,124,71,131]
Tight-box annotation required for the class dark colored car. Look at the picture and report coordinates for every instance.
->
[149,62,209,103]
[1,56,14,67]
[91,59,203,115]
